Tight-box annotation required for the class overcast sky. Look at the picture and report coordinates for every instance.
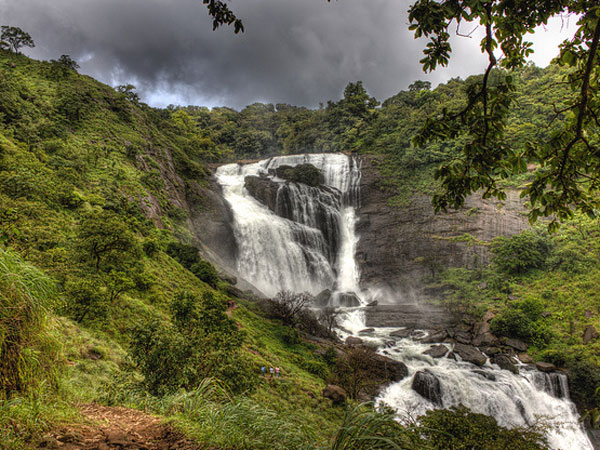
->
[1,0,578,110]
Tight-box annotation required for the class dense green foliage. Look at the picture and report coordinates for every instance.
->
[0,44,594,449]
[407,1,600,229]
[414,406,547,450]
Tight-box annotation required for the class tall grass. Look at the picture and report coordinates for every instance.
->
[0,249,59,397]
[330,402,414,450]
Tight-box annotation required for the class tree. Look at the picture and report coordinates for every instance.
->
[0,26,35,54]
[75,210,139,272]
[48,55,80,79]
[408,1,600,230]
[269,290,313,328]
[202,0,243,33]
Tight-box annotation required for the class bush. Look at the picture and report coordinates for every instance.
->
[130,291,254,395]
[190,260,220,287]
[0,250,60,398]
[490,298,552,345]
[414,406,547,450]
[491,231,550,275]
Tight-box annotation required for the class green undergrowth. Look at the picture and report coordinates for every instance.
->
[432,216,600,411]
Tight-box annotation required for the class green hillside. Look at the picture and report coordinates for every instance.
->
[0,46,595,449]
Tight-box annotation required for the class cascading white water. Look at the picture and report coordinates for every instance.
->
[215,153,362,298]
[216,153,592,450]
[367,333,593,450]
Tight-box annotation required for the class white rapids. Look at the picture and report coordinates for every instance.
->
[215,153,593,450]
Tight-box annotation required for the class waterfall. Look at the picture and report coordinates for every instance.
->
[215,152,592,450]
[368,335,593,450]
[215,153,362,298]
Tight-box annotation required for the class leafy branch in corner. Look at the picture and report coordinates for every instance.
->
[408,1,600,231]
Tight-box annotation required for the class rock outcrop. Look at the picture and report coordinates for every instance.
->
[356,155,529,298]
[322,385,347,404]
[412,370,443,406]
[452,344,487,366]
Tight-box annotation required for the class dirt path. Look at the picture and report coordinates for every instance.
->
[40,403,208,450]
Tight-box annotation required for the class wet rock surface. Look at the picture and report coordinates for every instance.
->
[412,370,443,406]
[364,304,456,328]
[355,155,529,297]
[322,385,347,404]
[452,344,487,366]
[423,344,449,358]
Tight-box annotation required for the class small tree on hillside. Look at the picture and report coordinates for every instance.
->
[49,55,80,79]
[270,290,313,328]
[0,26,35,54]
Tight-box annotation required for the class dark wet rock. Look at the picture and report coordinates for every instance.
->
[366,300,378,307]
[423,345,448,358]
[314,289,332,307]
[338,292,361,307]
[244,175,280,211]
[473,370,496,381]
[505,338,528,352]
[584,325,599,344]
[454,331,473,345]
[536,362,557,373]
[355,155,529,298]
[453,344,487,366]
[411,330,428,340]
[359,328,375,335]
[364,303,456,329]
[473,332,498,347]
[345,336,363,346]
[492,355,519,374]
[422,330,448,343]
[481,346,501,356]
[274,164,324,187]
[371,354,409,382]
[390,328,413,338]
[518,353,534,364]
[412,370,443,406]
[322,385,347,404]
[384,340,395,348]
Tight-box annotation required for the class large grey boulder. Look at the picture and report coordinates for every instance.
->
[505,338,528,352]
[345,336,363,346]
[492,355,519,374]
[412,370,443,406]
[314,289,332,307]
[390,328,413,338]
[536,362,557,373]
[453,344,487,366]
[424,344,449,358]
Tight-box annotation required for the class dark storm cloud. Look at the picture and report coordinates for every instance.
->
[1,0,493,109]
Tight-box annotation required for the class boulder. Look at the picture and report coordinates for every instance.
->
[453,343,487,366]
[473,370,496,381]
[536,362,557,373]
[422,330,448,343]
[472,332,497,347]
[505,338,528,352]
[371,354,409,382]
[412,370,443,406]
[518,353,534,364]
[359,328,375,335]
[423,344,448,358]
[314,289,332,307]
[345,336,363,346]
[481,346,501,356]
[322,385,347,404]
[492,355,519,374]
[454,331,473,345]
[390,328,413,338]
[583,325,599,344]
[338,292,361,307]
[366,300,378,307]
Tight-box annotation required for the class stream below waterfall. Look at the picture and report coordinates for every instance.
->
[215,153,593,450]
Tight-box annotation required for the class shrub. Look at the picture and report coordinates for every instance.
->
[0,250,59,397]
[130,291,254,395]
[190,260,220,287]
[414,406,547,449]
[491,231,550,275]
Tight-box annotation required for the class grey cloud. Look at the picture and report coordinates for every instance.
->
[1,0,518,109]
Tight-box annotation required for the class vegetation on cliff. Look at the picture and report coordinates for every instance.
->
[0,41,591,449]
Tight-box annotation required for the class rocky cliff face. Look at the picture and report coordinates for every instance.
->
[356,155,529,300]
